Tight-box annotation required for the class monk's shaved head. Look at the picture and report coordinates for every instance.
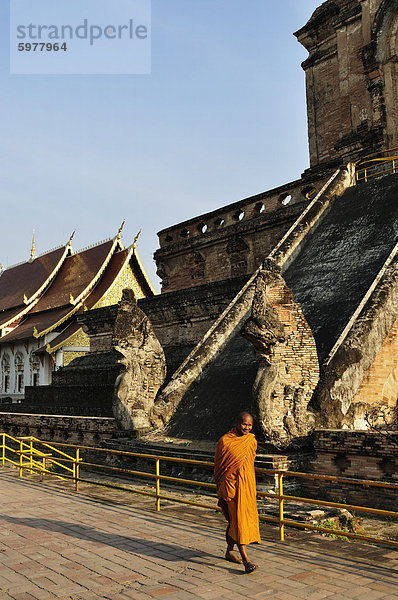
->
[234,411,253,436]
[235,411,253,424]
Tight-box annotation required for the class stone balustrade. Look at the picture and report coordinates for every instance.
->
[157,179,318,248]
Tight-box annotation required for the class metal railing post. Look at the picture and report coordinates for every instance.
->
[75,448,80,492]
[278,473,284,542]
[1,434,4,468]
[19,439,23,478]
[155,457,160,512]
[29,439,33,473]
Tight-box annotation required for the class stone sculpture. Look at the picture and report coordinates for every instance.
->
[242,261,319,446]
[112,288,166,434]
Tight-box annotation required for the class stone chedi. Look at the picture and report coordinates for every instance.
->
[3,0,398,448]
[47,0,398,445]
[295,0,398,168]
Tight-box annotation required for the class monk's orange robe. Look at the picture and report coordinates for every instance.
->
[214,430,261,545]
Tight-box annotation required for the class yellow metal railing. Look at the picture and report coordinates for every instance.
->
[355,146,398,182]
[0,433,81,491]
[1,434,398,548]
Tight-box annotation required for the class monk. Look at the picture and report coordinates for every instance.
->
[214,412,260,573]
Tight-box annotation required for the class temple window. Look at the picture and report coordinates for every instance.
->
[279,193,292,205]
[233,209,245,221]
[197,223,208,234]
[1,353,10,393]
[14,352,24,394]
[30,351,40,386]
[301,186,316,200]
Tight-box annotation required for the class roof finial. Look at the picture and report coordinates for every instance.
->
[30,230,36,260]
[117,219,126,239]
[68,230,76,245]
[133,229,142,248]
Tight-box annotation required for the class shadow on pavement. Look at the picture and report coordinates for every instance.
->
[2,470,398,585]
[0,514,219,566]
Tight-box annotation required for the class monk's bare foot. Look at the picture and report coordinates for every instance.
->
[244,562,258,573]
[225,550,242,564]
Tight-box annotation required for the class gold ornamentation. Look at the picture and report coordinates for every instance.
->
[49,327,90,354]
[63,351,86,366]
[93,262,145,309]
[133,245,156,294]
[117,219,126,239]
[133,229,142,248]
[66,328,89,347]
[72,236,120,305]
[0,297,40,329]
[30,230,36,260]
[22,241,71,306]
[35,302,83,337]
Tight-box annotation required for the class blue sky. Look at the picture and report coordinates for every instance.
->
[1,0,320,289]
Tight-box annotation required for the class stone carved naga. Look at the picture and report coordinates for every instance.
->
[112,288,166,434]
[241,259,317,447]
[241,262,286,362]
[241,262,287,444]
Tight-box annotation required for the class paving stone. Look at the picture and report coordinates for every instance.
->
[1,469,398,600]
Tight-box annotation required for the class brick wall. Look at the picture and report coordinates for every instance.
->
[302,429,398,510]
[266,279,320,438]
[0,412,117,446]
[352,317,398,407]
[241,271,320,443]
[154,176,328,294]
[295,0,397,168]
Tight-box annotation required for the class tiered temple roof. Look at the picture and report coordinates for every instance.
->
[0,228,154,358]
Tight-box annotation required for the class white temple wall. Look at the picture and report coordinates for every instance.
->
[0,337,53,399]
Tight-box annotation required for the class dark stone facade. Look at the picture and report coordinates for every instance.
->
[283,173,398,364]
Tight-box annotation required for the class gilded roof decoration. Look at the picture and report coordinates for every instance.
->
[0,227,155,357]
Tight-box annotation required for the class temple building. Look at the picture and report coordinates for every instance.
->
[155,0,398,293]
[0,227,154,401]
[1,0,397,448]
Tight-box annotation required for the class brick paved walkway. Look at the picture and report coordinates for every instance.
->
[1,469,398,600]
